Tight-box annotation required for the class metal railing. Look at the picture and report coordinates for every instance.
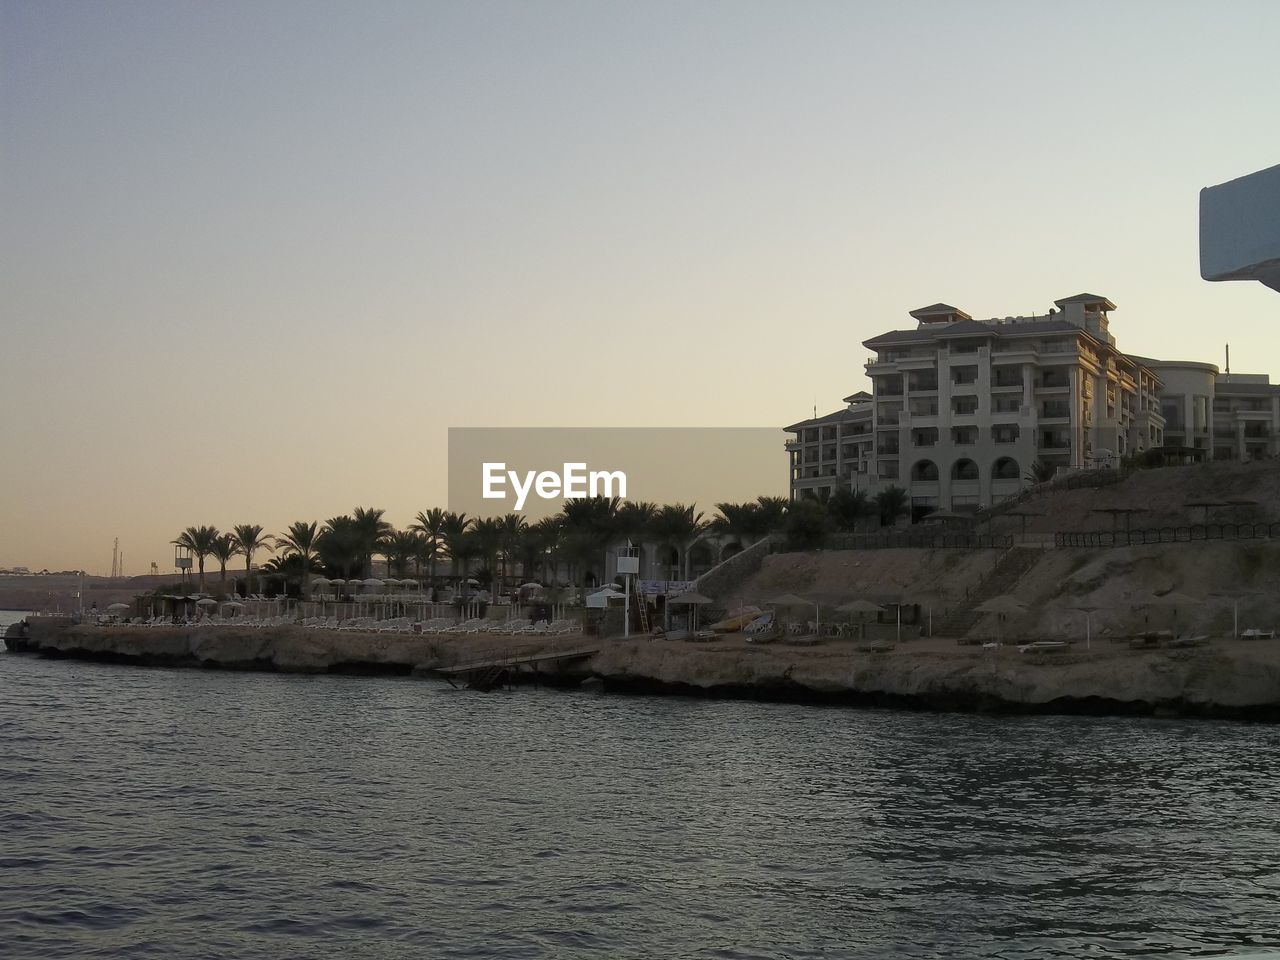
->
[1056,521,1280,548]
[826,531,1013,550]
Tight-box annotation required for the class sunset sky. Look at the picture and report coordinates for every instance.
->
[2,0,1278,573]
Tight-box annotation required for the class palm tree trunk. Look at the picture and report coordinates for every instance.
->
[198,558,206,592]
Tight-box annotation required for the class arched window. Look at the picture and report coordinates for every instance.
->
[993,457,1020,480]
[911,460,939,481]
[952,458,979,481]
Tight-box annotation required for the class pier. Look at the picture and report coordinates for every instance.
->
[436,646,600,691]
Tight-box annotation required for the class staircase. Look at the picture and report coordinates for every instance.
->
[932,547,1042,639]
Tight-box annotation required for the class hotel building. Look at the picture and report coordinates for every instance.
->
[786,294,1167,513]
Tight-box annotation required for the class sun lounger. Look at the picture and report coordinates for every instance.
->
[1240,628,1275,640]
[1018,640,1070,654]
[664,629,693,642]
[690,630,720,642]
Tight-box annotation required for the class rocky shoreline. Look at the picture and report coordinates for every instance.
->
[8,616,1280,721]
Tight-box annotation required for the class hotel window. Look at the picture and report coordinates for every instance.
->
[952,396,978,416]
[911,428,938,447]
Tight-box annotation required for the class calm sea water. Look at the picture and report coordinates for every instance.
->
[3,611,1280,959]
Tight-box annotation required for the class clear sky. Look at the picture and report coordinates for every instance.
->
[2,0,1277,573]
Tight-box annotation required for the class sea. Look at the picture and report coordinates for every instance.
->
[2,608,1280,959]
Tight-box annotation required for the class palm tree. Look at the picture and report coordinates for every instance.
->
[1024,459,1055,484]
[208,534,242,596]
[439,512,472,579]
[382,530,423,579]
[319,515,364,582]
[711,501,759,544]
[560,496,621,587]
[172,525,219,592]
[530,516,565,583]
[784,498,829,550]
[496,513,529,593]
[874,486,911,527]
[273,521,322,595]
[470,517,504,592]
[827,488,874,532]
[754,496,790,534]
[231,524,272,596]
[649,503,706,580]
[410,508,448,585]
[260,552,321,598]
[616,500,659,543]
[351,507,393,577]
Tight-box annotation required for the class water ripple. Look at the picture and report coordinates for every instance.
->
[3,645,1280,959]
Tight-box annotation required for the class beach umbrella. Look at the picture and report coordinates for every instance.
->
[767,593,820,636]
[400,578,418,590]
[869,587,909,643]
[912,588,953,638]
[106,602,130,613]
[670,591,713,630]
[1141,590,1201,638]
[1066,602,1104,650]
[838,599,885,639]
[975,595,1026,645]
[1211,589,1260,640]
[837,599,886,614]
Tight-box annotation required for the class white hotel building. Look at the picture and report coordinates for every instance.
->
[786,294,1168,513]
[787,293,1280,512]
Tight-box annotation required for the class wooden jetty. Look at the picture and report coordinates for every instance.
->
[437,646,600,692]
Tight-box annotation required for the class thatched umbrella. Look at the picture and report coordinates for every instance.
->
[870,587,910,642]
[1141,590,1201,638]
[837,599,884,639]
[1185,499,1227,524]
[767,593,818,636]
[670,591,713,631]
[1001,508,1044,540]
[1066,602,1105,650]
[975,595,1027,645]
[1210,589,1261,640]
[912,588,953,638]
